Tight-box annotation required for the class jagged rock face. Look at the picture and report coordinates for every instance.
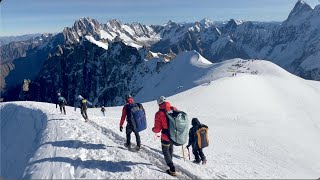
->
[0,34,58,92]
[63,17,102,44]
[2,0,320,103]
[36,40,147,106]
[0,63,15,90]
[0,35,47,64]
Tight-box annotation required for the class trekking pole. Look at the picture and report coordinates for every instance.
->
[187,147,190,160]
[182,145,186,161]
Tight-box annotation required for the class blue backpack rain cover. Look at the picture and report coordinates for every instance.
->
[128,103,147,132]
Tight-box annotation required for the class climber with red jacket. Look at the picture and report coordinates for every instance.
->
[152,96,178,176]
[119,94,143,150]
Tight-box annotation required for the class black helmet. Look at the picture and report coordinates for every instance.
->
[125,94,132,100]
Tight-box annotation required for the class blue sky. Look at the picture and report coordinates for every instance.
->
[0,0,319,36]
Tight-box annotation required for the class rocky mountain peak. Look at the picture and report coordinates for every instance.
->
[285,0,313,24]
[224,19,243,29]
[73,17,101,35]
[199,18,214,28]
[106,19,123,30]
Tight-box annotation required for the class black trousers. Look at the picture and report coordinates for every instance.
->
[126,125,141,147]
[59,105,66,115]
[193,148,206,161]
[81,108,88,120]
[161,140,175,172]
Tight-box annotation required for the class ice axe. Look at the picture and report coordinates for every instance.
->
[187,146,190,160]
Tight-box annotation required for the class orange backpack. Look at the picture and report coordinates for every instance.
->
[196,125,209,149]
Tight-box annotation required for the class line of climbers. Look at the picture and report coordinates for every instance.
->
[56,93,94,121]
[119,94,209,176]
[54,93,209,177]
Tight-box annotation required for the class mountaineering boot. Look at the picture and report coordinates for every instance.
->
[136,145,141,151]
[124,143,131,149]
[166,169,177,176]
[193,159,201,164]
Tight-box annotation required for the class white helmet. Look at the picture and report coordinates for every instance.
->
[157,96,166,105]
[78,95,84,100]
[57,93,61,96]
[102,106,105,108]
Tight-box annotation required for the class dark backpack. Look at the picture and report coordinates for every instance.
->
[127,103,147,132]
[196,124,209,149]
[162,108,189,146]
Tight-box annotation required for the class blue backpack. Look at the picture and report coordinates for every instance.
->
[127,103,147,132]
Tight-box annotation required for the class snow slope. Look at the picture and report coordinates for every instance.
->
[1,58,320,179]
[133,51,303,103]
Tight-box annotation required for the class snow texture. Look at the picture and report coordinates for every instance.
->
[1,57,320,179]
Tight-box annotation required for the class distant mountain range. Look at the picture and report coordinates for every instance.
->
[1,0,319,105]
[0,34,42,47]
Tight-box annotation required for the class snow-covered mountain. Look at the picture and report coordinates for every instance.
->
[1,0,320,104]
[1,57,320,179]
[62,17,159,49]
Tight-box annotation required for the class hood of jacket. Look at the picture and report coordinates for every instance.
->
[159,101,171,111]
[126,97,134,104]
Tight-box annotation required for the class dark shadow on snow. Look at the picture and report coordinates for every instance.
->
[1,103,48,179]
[86,120,181,158]
[29,157,152,172]
[104,145,128,150]
[42,140,106,150]
[143,145,181,159]
[148,167,166,174]
[48,118,76,121]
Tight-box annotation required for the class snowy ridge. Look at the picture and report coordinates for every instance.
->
[85,35,108,50]
[133,51,298,102]
[1,56,320,178]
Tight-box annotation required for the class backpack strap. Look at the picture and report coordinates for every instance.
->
[160,109,170,137]
[126,103,137,127]
[199,124,208,129]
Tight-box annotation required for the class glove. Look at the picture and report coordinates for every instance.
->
[186,145,190,149]
[152,127,154,132]
[120,126,123,132]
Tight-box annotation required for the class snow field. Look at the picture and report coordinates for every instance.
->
[1,55,320,179]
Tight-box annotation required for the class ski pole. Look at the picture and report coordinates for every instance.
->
[187,147,190,160]
[182,145,186,161]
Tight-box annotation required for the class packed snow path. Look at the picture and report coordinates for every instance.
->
[1,102,225,179]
